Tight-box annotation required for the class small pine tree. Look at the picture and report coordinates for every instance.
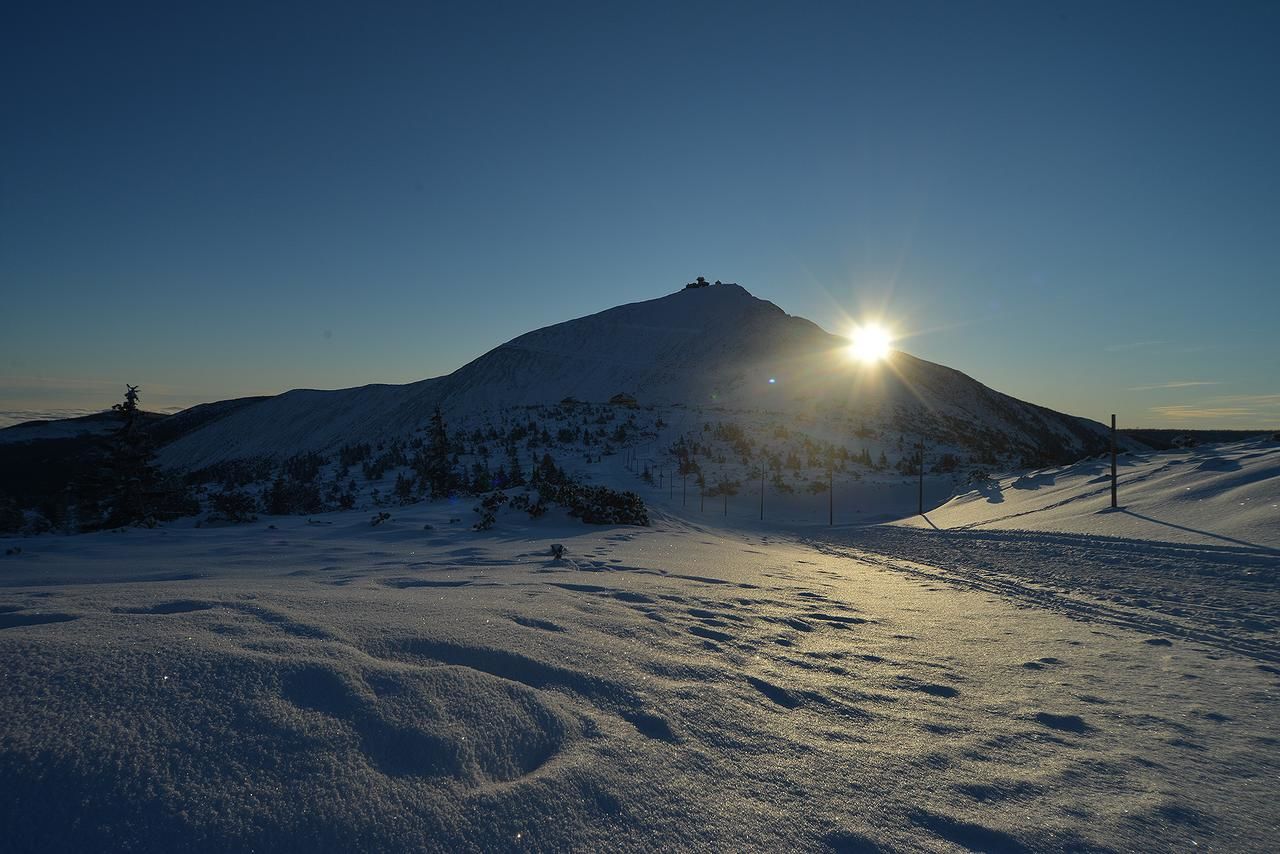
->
[470,462,492,493]
[339,487,356,510]
[78,385,176,529]
[426,407,457,498]
[506,445,525,486]
[394,472,415,504]
[715,477,740,515]
[538,452,562,485]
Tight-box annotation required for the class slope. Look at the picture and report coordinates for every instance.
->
[151,283,1114,471]
[894,437,1280,550]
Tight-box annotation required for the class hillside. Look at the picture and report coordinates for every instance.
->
[150,284,1115,472]
[894,437,1280,550]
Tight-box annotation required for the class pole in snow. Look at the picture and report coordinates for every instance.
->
[828,464,833,527]
[760,462,765,521]
[1111,414,1118,508]
[917,436,925,516]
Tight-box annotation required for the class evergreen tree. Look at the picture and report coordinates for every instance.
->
[470,461,492,493]
[425,407,457,498]
[505,444,525,486]
[713,477,740,515]
[78,385,172,529]
[537,452,562,485]
[394,472,415,504]
[110,384,157,524]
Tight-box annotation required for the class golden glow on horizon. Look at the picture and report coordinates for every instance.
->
[848,323,893,363]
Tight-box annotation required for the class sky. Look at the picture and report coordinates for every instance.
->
[2,0,1277,429]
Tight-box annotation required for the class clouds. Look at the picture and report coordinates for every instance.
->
[1128,380,1220,391]
[1150,394,1280,425]
[1149,405,1257,421]
[0,408,103,429]
[1127,381,1278,426]
[1104,340,1168,353]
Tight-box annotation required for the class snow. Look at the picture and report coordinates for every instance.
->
[895,438,1280,551]
[154,284,1115,471]
[3,439,1278,851]
[3,283,1276,849]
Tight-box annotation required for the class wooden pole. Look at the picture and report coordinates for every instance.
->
[828,465,833,527]
[917,436,925,516]
[1111,414,1118,508]
[759,463,765,521]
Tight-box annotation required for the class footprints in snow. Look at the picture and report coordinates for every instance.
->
[375,636,680,745]
[688,624,734,643]
[0,608,79,629]
[1034,711,1094,734]
[114,599,214,615]
[894,676,960,698]
[547,582,656,604]
[509,614,566,632]
[109,597,337,640]
[533,577,980,725]
[381,577,472,588]
[278,660,568,784]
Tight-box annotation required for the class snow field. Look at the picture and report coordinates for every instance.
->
[2,491,1277,851]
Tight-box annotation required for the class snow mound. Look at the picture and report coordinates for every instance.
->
[896,438,1280,550]
[3,505,1277,850]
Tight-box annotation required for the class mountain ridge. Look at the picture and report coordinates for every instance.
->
[7,284,1120,471]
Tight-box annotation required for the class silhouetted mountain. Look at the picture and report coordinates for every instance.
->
[5,284,1119,472]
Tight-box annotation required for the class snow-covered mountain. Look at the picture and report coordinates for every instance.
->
[154,283,1113,470]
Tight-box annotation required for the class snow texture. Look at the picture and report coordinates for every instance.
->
[2,438,1278,851]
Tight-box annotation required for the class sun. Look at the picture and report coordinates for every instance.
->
[848,324,893,363]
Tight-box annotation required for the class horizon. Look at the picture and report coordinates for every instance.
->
[3,2,1277,429]
[2,280,1279,434]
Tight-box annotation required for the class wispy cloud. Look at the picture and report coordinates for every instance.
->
[1212,393,1280,408]
[1128,380,1220,391]
[1104,340,1166,353]
[1151,405,1258,420]
[1150,392,1280,425]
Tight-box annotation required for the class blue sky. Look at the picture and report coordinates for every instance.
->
[2,1,1277,428]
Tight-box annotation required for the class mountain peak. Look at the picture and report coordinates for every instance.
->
[153,282,1111,470]
[672,279,767,303]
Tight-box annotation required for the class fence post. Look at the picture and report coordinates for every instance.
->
[917,436,925,516]
[1111,414,1118,508]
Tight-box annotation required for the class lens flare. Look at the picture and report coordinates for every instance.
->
[848,324,892,363]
